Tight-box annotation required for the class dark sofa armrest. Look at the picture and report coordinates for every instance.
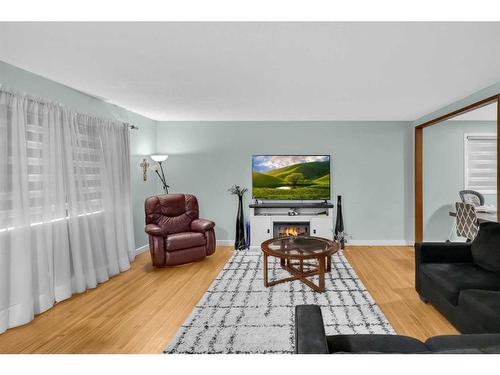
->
[295,305,329,354]
[145,224,165,236]
[191,218,215,233]
[415,242,473,264]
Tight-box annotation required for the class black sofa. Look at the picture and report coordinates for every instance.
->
[415,222,500,333]
[295,305,500,354]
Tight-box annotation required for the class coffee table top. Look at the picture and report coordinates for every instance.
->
[261,236,339,259]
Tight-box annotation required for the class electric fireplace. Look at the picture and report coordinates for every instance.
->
[273,222,310,238]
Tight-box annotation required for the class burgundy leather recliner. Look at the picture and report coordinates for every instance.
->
[144,194,216,267]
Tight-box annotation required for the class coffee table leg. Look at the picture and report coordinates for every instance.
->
[318,256,325,292]
[326,255,331,272]
[263,253,269,287]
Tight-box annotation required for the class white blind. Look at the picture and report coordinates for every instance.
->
[71,115,104,214]
[464,134,497,194]
[0,101,105,232]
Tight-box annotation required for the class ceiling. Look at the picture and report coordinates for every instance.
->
[1,22,500,121]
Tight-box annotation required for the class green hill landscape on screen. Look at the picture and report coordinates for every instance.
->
[252,160,330,200]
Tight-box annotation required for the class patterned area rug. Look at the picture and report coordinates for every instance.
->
[165,249,394,354]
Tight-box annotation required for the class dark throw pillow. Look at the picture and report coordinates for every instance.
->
[471,222,500,272]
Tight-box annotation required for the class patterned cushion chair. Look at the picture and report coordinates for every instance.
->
[455,201,479,241]
[459,189,485,207]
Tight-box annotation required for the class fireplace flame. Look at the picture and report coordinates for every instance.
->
[285,227,299,236]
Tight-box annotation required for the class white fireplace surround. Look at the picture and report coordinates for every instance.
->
[248,202,334,249]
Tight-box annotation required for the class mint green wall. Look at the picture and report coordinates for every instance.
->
[155,121,413,243]
[0,61,159,249]
[423,121,496,241]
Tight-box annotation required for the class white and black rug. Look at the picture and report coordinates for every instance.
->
[165,249,394,354]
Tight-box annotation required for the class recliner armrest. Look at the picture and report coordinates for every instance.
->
[145,224,165,236]
[415,242,473,264]
[295,305,329,354]
[191,218,215,233]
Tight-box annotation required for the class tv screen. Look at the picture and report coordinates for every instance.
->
[252,155,331,200]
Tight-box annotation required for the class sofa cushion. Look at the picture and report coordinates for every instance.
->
[425,333,500,351]
[326,334,429,354]
[431,348,485,354]
[471,222,500,272]
[480,345,500,353]
[166,232,206,251]
[421,263,500,305]
[459,290,500,332]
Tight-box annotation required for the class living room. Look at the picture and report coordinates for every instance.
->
[2,1,500,373]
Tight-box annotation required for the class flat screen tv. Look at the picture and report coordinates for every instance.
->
[252,155,331,200]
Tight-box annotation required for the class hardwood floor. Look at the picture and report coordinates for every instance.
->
[0,245,456,353]
[0,247,234,354]
[343,246,458,341]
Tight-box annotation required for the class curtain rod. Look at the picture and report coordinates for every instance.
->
[1,86,140,131]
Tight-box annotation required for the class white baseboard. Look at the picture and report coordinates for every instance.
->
[135,244,149,255]
[217,240,235,246]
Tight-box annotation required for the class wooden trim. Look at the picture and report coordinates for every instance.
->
[415,127,423,242]
[415,94,500,129]
[414,94,500,242]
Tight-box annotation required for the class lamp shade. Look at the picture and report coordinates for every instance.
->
[150,154,168,162]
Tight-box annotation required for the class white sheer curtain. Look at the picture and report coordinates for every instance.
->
[0,88,135,333]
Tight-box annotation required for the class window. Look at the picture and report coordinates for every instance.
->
[464,133,497,194]
[1,88,135,333]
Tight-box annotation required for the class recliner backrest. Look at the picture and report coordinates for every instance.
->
[145,194,199,234]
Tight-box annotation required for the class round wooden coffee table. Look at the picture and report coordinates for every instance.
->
[261,236,339,293]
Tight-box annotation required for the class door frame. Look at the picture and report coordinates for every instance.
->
[414,94,500,242]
